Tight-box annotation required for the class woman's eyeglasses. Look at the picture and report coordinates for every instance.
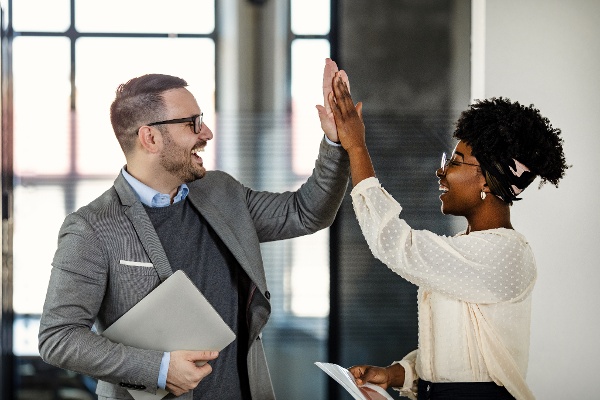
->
[440,152,480,172]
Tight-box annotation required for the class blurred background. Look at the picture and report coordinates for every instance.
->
[0,0,598,399]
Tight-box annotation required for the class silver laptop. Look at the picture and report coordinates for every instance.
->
[102,269,236,400]
[103,269,236,351]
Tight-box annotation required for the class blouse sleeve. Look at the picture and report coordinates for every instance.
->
[392,350,418,400]
[350,177,536,304]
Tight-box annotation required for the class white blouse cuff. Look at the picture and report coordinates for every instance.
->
[350,176,380,196]
[390,360,417,400]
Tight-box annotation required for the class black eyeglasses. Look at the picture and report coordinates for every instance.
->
[146,113,203,134]
[440,152,480,172]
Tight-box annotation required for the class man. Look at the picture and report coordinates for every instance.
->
[38,59,350,399]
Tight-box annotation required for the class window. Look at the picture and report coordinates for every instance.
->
[288,0,332,319]
[1,1,341,398]
[2,1,216,397]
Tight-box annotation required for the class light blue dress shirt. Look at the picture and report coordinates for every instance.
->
[122,168,189,207]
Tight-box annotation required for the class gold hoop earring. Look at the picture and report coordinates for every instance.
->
[480,189,487,200]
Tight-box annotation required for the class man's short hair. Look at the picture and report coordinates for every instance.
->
[110,74,188,154]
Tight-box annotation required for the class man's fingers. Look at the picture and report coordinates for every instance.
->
[323,58,339,90]
[166,351,217,396]
[326,58,339,77]
[323,58,340,113]
[196,361,213,380]
[328,92,341,120]
[328,91,336,110]
[188,350,219,362]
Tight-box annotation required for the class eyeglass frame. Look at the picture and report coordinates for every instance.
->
[143,113,203,134]
[440,152,480,172]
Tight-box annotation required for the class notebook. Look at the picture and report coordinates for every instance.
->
[102,269,236,400]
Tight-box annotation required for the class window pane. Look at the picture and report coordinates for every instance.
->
[12,178,113,354]
[1,1,8,28]
[290,228,329,317]
[12,0,70,32]
[75,37,216,174]
[13,36,71,175]
[75,0,215,34]
[74,179,118,209]
[13,316,40,356]
[291,39,330,175]
[12,185,67,315]
[291,0,330,35]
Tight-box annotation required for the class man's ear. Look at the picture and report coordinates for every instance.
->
[137,125,161,153]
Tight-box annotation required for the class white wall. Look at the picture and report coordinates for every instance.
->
[477,1,600,398]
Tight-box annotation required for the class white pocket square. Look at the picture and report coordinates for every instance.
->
[119,260,154,268]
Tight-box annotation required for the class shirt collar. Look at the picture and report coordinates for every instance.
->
[121,167,189,208]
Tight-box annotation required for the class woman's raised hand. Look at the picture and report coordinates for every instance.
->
[328,71,365,153]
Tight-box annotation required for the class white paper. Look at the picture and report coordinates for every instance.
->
[315,362,394,400]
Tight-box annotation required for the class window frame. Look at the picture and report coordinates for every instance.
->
[0,1,217,397]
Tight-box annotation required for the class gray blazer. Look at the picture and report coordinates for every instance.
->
[38,138,349,400]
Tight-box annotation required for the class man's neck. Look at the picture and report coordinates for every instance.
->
[124,165,181,201]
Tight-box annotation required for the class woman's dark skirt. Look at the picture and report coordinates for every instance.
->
[417,379,516,400]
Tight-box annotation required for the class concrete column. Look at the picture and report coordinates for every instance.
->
[215,0,289,187]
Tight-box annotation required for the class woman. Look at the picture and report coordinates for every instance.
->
[327,72,568,400]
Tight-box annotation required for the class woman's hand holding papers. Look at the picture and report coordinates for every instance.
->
[349,363,406,390]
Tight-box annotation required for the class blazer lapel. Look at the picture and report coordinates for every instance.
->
[114,173,173,282]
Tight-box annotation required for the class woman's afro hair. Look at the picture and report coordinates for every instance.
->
[453,97,568,187]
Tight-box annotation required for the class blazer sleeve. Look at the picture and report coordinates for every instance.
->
[245,137,350,242]
[38,211,164,394]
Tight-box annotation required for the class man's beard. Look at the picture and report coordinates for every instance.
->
[159,131,206,183]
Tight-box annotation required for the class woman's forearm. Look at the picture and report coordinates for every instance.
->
[347,146,376,187]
